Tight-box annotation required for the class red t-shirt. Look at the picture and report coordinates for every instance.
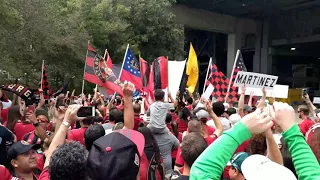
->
[14,122,36,141]
[1,108,9,123]
[67,127,88,146]
[139,152,162,180]
[298,118,315,136]
[175,135,216,166]
[177,119,188,133]
[204,125,215,135]
[171,112,179,121]
[186,105,192,111]
[38,167,50,180]
[134,115,144,130]
[0,165,12,180]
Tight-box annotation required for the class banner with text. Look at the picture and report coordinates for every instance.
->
[237,84,289,98]
[1,84,34,100]
[234,71,278,90]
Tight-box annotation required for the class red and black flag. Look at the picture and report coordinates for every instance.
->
[40,61,52,99]
[206,64,230,102]
[153,56,168,90]
[226,50,247,103]
[140,57,150,88]
[83,44,123,95]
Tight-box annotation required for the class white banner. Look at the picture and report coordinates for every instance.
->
[234,71,278,90]
[168,60,186,98]
[238,84,289,98]
[202,83,214,100]
[313,97,320,104]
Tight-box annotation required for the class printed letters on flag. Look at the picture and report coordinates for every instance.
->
[84,44,123,95]
[120,48,142,90]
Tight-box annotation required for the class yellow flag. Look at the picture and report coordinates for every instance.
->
[186,43,198,93]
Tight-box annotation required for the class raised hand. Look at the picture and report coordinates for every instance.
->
[240,109,273,135]
[123,81,134,97]
[262,87,267,95]
[241,85,246,94]
[63,104,82,124]
[26,112,38,124]
[205,100,213,113]
[272,102,296,132]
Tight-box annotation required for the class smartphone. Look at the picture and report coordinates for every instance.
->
[56,97,65,108]
[27,105,35,113]
[77,106,95,117]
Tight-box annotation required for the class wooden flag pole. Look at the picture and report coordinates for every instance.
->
[81,40,90,94]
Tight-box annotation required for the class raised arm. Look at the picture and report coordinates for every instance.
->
[273,102,320,180]
[123,81,134,129]
[304,94,317,118]
[206,101,223,137]
[37,89,45,109]
[238,85,246,117]
[257,87,267,110]
[265,128,283,165]
[44,105,81,168]
[190,109,273,180]
[248,91,254,107]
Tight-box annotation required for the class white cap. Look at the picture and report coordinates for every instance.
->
[241,155,297,180]
[223,103,230,111]
[229,114,241,125]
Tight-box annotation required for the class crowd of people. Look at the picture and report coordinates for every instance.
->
[1,81,320,180]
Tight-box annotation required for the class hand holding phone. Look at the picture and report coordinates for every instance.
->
[77,106,95,117]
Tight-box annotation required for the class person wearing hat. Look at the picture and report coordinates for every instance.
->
[7,141,38,180]
[227,152,249,180]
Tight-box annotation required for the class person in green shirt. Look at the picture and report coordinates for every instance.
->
[190,102,320,180]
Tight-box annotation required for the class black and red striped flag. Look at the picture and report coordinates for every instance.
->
[40,62,52,99]
[154,56,168,90]
[226,51,247,103]
[83,44,123,95]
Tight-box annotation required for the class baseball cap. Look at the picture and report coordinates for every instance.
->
[243,105,252,113]
[227,152,249,172]
[86,129,145,180]
[7,141,36,161]
[241,154,297,180]
[196,110,209,120]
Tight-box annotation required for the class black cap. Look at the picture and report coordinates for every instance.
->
[7,141,36,161]
[86,130,145,180]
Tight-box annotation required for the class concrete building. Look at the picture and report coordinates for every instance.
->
[171,0,320,93]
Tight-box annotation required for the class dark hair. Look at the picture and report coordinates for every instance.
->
[226,108,236,116]
[179,108,191,121]
[133,104,141,114]
[186,97,193,105]
[109,109,123,123]
[280,137,297,178]
[84,124,105,151]
[154,89,165,101]
[6,106,22,131]
[81,117,93,126]
[248,133,267,155]
[212,102,225,116]
[138,127,161,165]
[171,120,179,138]
[181,133,207,167]
[49,141,88,180]
[93,116,103,123]
[165,113,172,124]
[298,105,309,115]
[188,120,202,134]
[115,97,122,105]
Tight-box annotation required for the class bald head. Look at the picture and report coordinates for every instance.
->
[133,103,141,114]
[188,120,202,134]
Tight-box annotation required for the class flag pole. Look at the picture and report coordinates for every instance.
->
[139,54,144,87]
[203,57,212,94]
[81,40,90,94]
[40,60,44,90]
[166,56,169,101]
[225,49,240,103]
[118,44,130,79]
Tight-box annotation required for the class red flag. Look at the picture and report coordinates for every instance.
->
[40,63,52,99]
[84,44,123,96]
[105,50,113,70]
[140,57,150,87]
[154,56,168,90]
[144,62,155,110]
[206,64,230,102]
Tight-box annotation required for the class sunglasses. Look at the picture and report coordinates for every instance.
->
[38,118,48,123]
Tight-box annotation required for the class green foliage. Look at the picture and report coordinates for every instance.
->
[0,0,184,92]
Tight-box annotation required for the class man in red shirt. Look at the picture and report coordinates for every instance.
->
[297,105,315,135]
[133,104,143,130]
[67,117,93,146]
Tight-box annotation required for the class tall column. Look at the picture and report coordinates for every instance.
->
[260,19,273,74]
[227,21,242,77]
[253,22,262,73]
